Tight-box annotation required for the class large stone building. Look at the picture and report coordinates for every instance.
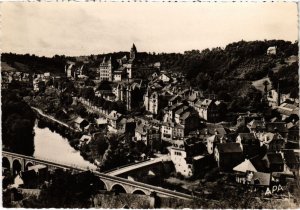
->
[99,44,138,82]
[170,138,206,178]
[99,56,114,81]
[112,81,143,111]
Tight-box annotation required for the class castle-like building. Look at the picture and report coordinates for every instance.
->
[99,44,137,82]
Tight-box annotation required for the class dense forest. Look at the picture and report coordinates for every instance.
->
[2,90,36,156]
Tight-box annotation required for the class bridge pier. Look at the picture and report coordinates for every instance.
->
[103,180,150,195]
[2,151,192,200]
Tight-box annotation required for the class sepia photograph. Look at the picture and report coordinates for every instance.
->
[1,2,299,208]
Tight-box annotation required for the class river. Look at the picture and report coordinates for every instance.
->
[33,123,97,170]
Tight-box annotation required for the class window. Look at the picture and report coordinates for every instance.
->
[174,151,182,156]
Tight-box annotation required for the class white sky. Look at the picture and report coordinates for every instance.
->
[1,2,298,57]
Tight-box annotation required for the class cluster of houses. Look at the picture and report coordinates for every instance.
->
[1,70,58,92]
[1,71,31,89]
[168,111,299,195]
[2,44,299,193]
[59,45,299,191]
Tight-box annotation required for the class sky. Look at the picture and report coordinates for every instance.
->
[1,2,298,57]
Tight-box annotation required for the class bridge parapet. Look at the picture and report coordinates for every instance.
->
[2,151,192,200]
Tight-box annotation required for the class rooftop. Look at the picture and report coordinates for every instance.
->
[216,143,242,153]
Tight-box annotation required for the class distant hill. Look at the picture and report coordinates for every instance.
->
[1,61,17,72]
[1,53,66,75]
[1,39,298,111]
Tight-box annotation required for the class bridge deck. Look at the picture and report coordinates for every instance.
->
[2,151,192,200]
[106,155,171,176]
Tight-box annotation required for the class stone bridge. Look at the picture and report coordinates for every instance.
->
[2,151,192,200]
[106,155,171,176]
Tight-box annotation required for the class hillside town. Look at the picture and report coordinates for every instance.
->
[2,41,299,208]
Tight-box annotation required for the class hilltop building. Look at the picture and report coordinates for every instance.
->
[98,44,138,82]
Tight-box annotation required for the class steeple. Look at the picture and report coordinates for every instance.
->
[132,43,136,51]
[130,43,137,59]
[102,56,106,64]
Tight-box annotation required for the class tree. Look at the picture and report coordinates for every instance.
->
[75,105,88,118]
[60,93,73,107]
[91,133,109,156]
[38,81,46,92]
[38,170,102,208]
[46,78,54,87]
[2,91,36,156]
[82,87,95,101]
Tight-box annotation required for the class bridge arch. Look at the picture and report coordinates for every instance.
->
[2,157,11,172]
[25,162,34,171]
[12,159,22,176]
[95,178,108,191]
[132,189,147,195]
[111,183,127,194]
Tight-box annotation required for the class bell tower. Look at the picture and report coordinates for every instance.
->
[130,43,137,59]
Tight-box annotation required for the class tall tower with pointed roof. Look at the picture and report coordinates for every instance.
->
[130,43,137,60]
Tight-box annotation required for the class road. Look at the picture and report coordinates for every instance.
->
[31,106,77,131]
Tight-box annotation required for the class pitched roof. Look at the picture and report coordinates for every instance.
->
[233,159,257,173]
[96,118,108,125]
[250,156,268,172]
[216,143,242,153]
[238,133,256,141]
[201,99,213,107]
[169,103,183,111]
[162,121,175,127]
[74,116,85,124]
[267,153,284,164]
[169,95,181,102]
[284,150,299,166]
[247,119,265,129]
[266,122,288,133]
[277,103,300,116]
[202,124,227,136]
[175,106,189,115]
[175,124,184,129]
[180,111,191,120]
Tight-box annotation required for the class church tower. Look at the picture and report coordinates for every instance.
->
[130,43,137,59]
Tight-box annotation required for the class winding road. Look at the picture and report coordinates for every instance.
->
[31,106,77,131]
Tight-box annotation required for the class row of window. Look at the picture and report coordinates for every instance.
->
[100,66,111,69]
[174,151,182,156]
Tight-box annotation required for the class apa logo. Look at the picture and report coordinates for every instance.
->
[264,184,284,196]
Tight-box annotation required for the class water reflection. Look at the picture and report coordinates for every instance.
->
[33,123,96,170]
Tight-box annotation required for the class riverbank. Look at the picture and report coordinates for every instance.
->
[33,109,99,167]
[33,123,96,169]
